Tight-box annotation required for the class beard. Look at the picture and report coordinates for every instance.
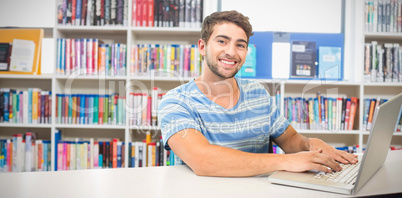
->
[205,49,241,79]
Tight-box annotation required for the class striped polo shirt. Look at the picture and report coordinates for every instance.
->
[158,77,290,154]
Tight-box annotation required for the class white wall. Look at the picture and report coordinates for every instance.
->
[0,0,55,28]
[221,0,342,33]
[220,0,357,81]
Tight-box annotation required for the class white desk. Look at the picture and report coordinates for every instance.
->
[1,150,401,198]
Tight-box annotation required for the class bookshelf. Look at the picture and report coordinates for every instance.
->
[360,0,402,150]
[49,0,212,171]
[1,0,401,173]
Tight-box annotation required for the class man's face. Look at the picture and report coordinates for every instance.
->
[199,23,248,79]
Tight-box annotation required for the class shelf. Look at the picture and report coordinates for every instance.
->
[283,80,361,86]
[364,32,402,40]
[131,27,201,36]
[362,131,402,136]
[55,75,127,80]
[297,130,360,135]
[128,76,193,82]
[363,82,402,87]
[129,125,161,130]
[0,74,53,80]
[254,79,283,84]
[0,123,52,128]
[55,26,128,42]
[56,25,129,33]
[55,124,126,129]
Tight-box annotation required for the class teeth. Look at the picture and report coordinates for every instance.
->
[221,60,235,65]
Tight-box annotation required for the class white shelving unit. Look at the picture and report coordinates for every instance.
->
[358,0,402,150]
[0,0,401,172]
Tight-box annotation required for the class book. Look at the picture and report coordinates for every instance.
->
[0,43,12,71]
[348,97,359,130]
[344,98,351,130]
[148,0,155,27]
[8,39,36,73]
[318,46,342,80]
[383,43,393,82]
[392,43,400,82]
[283,94,357,131]
[0,132,51,173]
[236,44,257,78]
[53,131,62,163]
[76,0,82,25]
[367,99,377,131]
[116,0,124,25]
[72,0,77,25]
[290,40,317,79]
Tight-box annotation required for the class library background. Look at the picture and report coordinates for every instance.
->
[0,0,401,173]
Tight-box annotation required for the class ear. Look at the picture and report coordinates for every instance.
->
[198,39,206,56]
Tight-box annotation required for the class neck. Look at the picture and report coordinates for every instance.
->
[195,64,240,110]
[195,68,239,97]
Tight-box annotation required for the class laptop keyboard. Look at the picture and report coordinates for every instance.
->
[313,157,362,185]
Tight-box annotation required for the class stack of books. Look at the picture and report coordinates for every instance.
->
[284,93,359,131]
[0,132,51,172]
[0,88,52,124]
[130,44,202,78]
[56,38,127,76]
[55,93,125,125]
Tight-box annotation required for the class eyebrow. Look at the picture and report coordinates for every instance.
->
[214,35,248,44]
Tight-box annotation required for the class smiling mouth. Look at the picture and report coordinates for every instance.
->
[220,59,237,66]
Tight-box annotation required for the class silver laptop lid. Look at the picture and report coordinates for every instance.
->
[353,92,402,194]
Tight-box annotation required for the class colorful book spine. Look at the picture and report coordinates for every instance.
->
[0,133,51,173]
[55,93,125,125]
[130,0,203,28]
[56,38,127,76]
[57,0,128,26]
[284,94,359,131]
[129,44,202,78]
[0,89,51,124]
[93,94,98,124]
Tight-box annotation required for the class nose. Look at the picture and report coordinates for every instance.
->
[224,43,236,58]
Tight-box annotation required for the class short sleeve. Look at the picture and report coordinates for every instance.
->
[265,90,290,139]
[158,93,201,150]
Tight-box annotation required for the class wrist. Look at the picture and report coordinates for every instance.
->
[275,153,290,171]
[307,138,322,151]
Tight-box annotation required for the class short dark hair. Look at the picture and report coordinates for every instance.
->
[201,10,254,44]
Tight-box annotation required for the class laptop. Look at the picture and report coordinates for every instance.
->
[269,92,402,195]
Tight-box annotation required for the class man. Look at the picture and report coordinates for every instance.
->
[158,10,357,177]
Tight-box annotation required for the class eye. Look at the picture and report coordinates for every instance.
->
[237,44,246,48]
[217,40,226,44]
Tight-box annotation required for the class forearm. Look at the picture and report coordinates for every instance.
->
[279,133,329,153]
[274,125,310,153]
[168,128,350,176]
[167,128,289,177]
[188,144,285,177]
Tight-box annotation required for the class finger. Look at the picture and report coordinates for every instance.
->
[324,149,352,164]
[312,153,342,172]
[342,153,359,164]
[333,151,358,164]
[312,164,332,173]
[332,152,350,164]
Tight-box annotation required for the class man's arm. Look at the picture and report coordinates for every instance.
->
[167,127,350,177]
[273,125,358,164]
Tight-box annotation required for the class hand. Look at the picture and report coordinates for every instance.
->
[308,138,358,164]
[283,150,342,173]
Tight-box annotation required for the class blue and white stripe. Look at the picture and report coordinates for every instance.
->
[158,77,290,154]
